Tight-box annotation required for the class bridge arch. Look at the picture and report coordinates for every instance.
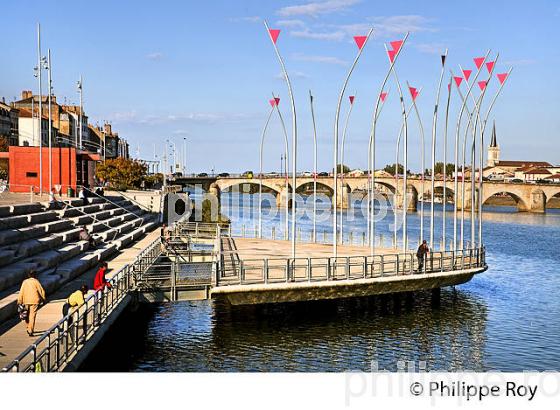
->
[295,180,334,196]
[482,187,530,212]
[545,188,560,207]
[216,179,286,196]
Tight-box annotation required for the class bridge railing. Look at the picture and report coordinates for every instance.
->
[216,247,486,287]
[2,237,162,373]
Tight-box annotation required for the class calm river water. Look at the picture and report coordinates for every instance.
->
[81,193,560,372]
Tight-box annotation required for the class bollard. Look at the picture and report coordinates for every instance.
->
[349,231,353,245]
[380,234,384,248]
[323,230,327,243]
[272,226,276,240]
[362,232,365,246]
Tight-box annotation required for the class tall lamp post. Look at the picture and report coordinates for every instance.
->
[333,29,372,257]
[309,90,318,242]
[35,23,47,195]
[77,75,83,150]
[264,21,298,258]
[368,34,408,255]
[46,49,53,195]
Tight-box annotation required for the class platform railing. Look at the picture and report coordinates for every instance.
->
[215,247,486,287]
[1,236,162,373]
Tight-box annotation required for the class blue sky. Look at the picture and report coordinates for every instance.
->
[1,0,559,172]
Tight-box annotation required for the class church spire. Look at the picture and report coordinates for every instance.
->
[490,120,498,147]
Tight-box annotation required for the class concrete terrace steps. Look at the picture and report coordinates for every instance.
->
[0,216,158,324]
[0,210,59,231]
[0,219,74,247]
[0,203,44,219]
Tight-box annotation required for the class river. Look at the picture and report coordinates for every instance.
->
[80,193,560,372]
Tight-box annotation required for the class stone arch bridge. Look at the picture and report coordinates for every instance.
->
[173,176,560,213]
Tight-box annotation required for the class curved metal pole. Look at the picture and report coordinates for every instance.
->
[333,28,373,257]
[367,89,389,247]
[430,50,447,249]
[407,81,425,248]
[442,77,452,251]
[386,45,409,252]
[478,67,512,248]
[264,20,298,258]
[340,93,356,244]
[368,33,409,255]
[394,97,419,249]
[47,49,53,195]
[452,50,490,252]
[309,90,318,242]
[258,105,275,238]
[272,93,290,241]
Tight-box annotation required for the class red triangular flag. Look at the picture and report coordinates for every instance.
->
[269,99,276,107]
[497,72,508,85]
[462,69,472,81]
[354,36,367,50]
[349,95,355,104]
[390,40,403,52]
[387,49,396,63]
[448,83,451,92]
[380,92,388,102]
[478,80,487,91]
[454,76,463,87]
[485,61,495,73]
[408,86,418,101]
[268,29,280,44]
[473,57,485,69]
[274,97,280,105]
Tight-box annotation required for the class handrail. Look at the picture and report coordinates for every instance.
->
[1,236,162,373]
[78,186,145,225]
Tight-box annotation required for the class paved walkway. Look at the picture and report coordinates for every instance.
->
[232,237,395,261]
[0,229,160,369]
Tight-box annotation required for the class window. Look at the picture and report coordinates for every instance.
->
[26,172,38,178]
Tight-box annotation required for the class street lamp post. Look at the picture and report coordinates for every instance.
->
[264,21,298,258]
[47,49,53,195]
[77,75,83,149]
[333,29,372,257]
[35,23,45,195]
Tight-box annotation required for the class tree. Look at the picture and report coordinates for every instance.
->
[426,162,455,176]
[333,164,351,174]
[383,163,405,176]
[0,136,9,152]
[95,157,147,190]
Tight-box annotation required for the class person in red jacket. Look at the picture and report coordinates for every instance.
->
[93,262,112,292]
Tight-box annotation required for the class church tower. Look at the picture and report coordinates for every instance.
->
[487,121,500,167]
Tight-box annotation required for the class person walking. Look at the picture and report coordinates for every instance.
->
[17,270,46,336]
[416,240,430,272]
[93,262,111,292]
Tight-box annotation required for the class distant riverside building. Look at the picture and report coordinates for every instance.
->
[482,122,555,181]
[0,99,19,146]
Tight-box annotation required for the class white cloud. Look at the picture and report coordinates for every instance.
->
[274,70,308,80]
[290,29,346,41]
[414,42,447,55]
[229,16,261,23]
[276,19,306,28]
[291,52,348,65]
[501,59,536,66]
[368,15,436,37]
[146,52,164,61]
[277,0,360,17]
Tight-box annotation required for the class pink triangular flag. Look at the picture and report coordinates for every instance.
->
[380,92,388,102]
[454,76,463,87]
[497,73,508,85]
[354,36,367,50]
[408,86,418,101]
[462,69,472,81]
[349,95,355,104]
[268,29,280,44]
[485,61,495,73]
[473,57,485,69]
[390,40,403,52]
[478,80,487,91]
[387,49,396,63]
[274,97,280,105]
[269,99,276,107]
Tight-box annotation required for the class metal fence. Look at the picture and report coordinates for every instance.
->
[216,247,486,286]
[2,237,162,373]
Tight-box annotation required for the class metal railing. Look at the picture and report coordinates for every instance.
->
[2,236,162,373]
[215,247,486,287]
